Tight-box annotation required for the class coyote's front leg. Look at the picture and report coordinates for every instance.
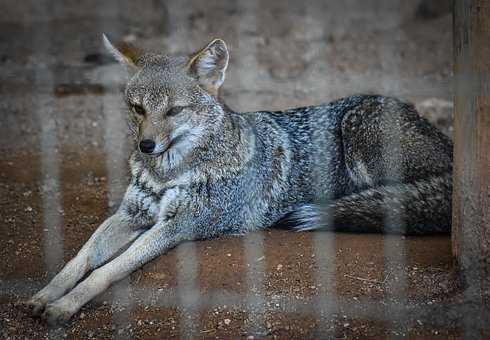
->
[25,193,152,317]
[40,215,186,325]
[37,186,192,324]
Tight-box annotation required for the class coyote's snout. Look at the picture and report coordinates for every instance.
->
[25,36,452,325]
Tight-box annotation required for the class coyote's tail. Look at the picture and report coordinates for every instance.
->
[276,173,452,235]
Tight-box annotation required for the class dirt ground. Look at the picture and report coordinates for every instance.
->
[1,0,489,339]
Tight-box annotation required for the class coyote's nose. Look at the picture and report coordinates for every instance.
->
[139,139,156,154]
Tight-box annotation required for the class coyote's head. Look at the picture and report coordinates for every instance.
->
[103,35,229,163]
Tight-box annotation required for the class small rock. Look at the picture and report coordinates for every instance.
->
[80,312,86,319]
[224,318,231,325]
[276,264,283,271]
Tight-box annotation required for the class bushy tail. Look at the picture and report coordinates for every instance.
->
[276,173,452,235]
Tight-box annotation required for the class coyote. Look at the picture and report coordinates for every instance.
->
[26,36,452,324]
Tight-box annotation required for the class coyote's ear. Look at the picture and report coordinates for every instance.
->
[102,34,140,73]
[188,39,229,96]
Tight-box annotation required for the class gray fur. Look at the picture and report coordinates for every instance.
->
[25,38,452,324]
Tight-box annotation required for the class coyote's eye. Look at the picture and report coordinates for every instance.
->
[167,106,185,117]
[132,104,145,116]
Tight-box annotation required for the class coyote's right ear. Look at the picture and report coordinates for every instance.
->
[102,34,141,73]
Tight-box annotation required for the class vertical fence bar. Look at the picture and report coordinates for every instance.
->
[33,0,63,283]
[235,0,267,336]
[298,1,340,336]
[313,232,337,336]
[96,1,132,337]
[310,53,338,340]
[103,81,132,337]
[176,242,200,338]
[33,1,64,338]
[380,2,408,337]
[453,0,490,337]
[244,232,266,336]
[161,0,201,336]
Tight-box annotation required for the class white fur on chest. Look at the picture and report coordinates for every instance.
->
[126,169,193,221]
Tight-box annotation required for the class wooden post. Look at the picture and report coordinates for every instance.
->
[453,0,490,301]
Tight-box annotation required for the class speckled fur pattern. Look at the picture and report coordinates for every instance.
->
[25,38,453,325]
[275,95,453,235]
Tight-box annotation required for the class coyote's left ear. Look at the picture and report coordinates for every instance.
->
[102,34,141,74]
[188,39,229,96]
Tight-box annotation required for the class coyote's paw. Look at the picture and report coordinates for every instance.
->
[24,285,67,317]
[24,295,49,317]
[41,302,75,326]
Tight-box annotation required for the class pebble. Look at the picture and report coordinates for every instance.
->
[224,318,231,325]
